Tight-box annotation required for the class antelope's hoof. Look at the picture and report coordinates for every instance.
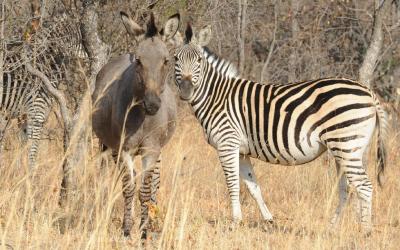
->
[122,225,132,237]
[123,230,131,237]
[140,229,148,240]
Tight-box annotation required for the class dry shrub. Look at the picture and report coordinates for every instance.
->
[0,105,399,249]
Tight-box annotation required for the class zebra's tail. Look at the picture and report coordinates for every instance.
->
[374,97,389,187]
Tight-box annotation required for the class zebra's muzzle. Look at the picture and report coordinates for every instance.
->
[178,79,194,101]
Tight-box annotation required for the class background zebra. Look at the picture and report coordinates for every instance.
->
[173,24,389,233]
[1,13,86,167]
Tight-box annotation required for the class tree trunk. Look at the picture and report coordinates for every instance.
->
[359,0,391,88]
[0,0,5,86]
[81,0,109,93]
[0,0,5,159]
[260,1,278,83]
[58,0,109,213]
[237,0,247,75]
[289,0,299,83]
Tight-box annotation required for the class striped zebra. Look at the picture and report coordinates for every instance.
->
[1,14,85,167]
[173,24,388,233]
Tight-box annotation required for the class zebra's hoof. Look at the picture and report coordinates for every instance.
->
[364,230,372,238]
[265,219,274,224]
[362,226,372,237]
[228,220,244,231]
[261,220,275,233]
[329,212,341,228]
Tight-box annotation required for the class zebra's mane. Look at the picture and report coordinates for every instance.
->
[201,47,239,78]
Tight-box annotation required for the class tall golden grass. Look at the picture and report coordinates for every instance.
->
[0,106,399,249]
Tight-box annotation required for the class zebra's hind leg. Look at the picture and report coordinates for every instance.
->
[139,151,161,240]
[25,120,42,167]
[0,116,10,164]
[239,154,273,222]
[330,162,349,226]
[120,151,137,237]
[332,151,373,234]
[26,104,51,168]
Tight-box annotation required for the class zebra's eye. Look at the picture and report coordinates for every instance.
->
[197,57,201,63]
[174,56,179,61]
[164,58,169,65]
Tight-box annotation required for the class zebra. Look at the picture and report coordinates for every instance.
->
[173,24,388,233]
[1,14,86,167]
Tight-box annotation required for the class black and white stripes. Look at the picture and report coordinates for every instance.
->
[173,25,388,233]
[1,15,85,166]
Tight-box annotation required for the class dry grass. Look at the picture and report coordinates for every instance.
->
[0,107,399,250]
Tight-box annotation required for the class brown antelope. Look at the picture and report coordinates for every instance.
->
[91,11,180,238]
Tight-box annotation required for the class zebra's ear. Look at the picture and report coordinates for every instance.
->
[185,23,193,44]
[162,13,180,41]
[120,11,145,37]
[197,25,212,47]
[162,30,184,47]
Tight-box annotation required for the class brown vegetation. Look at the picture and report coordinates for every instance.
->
[0,0,399,249]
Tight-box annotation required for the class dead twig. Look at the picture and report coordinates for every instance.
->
[261,1,278,83]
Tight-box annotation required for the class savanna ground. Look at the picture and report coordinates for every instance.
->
[0,104,399,250]
[1,0,400,249]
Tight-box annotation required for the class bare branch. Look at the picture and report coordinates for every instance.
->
[261,1,278,83]
[0,0,5,86]
[147,0,160,9]
[389,19,400,31]
[24,63,72,131]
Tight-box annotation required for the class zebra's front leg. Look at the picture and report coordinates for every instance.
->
[139,150,161,239]
[218,146,242,223]
[120,151,137,237]
[239,154,273,222]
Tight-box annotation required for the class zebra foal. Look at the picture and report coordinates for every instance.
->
[1,14,85,167]
[173,24,388,233]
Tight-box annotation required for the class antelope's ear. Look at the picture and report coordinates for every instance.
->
[162,13,180,41]
[120,11,145,37]
[197,25,212,46]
